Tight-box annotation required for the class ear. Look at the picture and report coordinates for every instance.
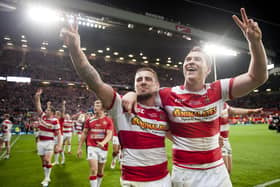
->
[155,80,160,89]
[206,66,211,76]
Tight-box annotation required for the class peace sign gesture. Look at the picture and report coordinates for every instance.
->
[232,8,262,43]
[60,16,81,50]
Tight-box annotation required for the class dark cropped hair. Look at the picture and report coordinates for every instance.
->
[135,67,159,82]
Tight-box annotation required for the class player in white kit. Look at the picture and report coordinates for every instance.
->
[60,18,172,186]
[110,126,121,169]
[34,89,62,187]
[220,103,263,174]
[53,101,65,165]
[122,8,268,187]
[0,114,13,159]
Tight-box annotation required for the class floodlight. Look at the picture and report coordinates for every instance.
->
[27,5,60,25]
[268,64,274,70]
[203,43,237,56]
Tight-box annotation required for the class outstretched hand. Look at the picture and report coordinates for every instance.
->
[251,107,263,114]
[35,88,43,96]
[232,8,262,43]
[60,16,80,50]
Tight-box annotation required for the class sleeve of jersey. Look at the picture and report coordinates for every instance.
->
[220,78,235,101]
[107,118,114,131]
[59,118,64,125]
[54,120,60,130]
[107,92,123,120]
[106,91,117,111]
[155,87,170,107]
[84,119,90,129]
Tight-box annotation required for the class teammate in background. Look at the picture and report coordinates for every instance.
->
[0,114,13,159]
[53,101,65,165]
[122,8,268,187]
[61,101,75,164]
[220,103,263,174]
[34,88,62,187]
[62,113,74,155]
[110,126,121,169]
[60,18,172,186]
[31,116,40,151]
[24,119,31,135]
[75,113,86,143]
[77,100,113,187]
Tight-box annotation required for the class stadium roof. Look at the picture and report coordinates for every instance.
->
[0,0,280,83]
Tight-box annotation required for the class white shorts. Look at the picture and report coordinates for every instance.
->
[0,133,11,142]
[112,136,120,145]
[171,164,232,187]
[120,173,171,187]
[37,141,55,156]
[63,133,72,142]
[87,146,108,163]
[222,140,232,156]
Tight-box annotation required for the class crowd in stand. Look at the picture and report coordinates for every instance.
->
[0,49,184,87]
[0,49,279,131]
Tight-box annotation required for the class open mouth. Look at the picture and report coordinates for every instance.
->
[186,66,197,72]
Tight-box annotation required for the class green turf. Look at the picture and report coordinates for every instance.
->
[0,124,279,187]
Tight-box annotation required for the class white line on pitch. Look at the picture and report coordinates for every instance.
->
[0,135,20,159]
[254,179,280,187]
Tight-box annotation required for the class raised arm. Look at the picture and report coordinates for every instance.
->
[231,8,268,98]
[34,88,43,114]
[60,18,114,108]
[229,106,263,115]
[62,100,66,118]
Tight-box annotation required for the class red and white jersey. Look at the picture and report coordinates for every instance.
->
[74,120,83,133]
[84,116,113,150]
[38,113,60,141]
[58,117,64,135]
[63,119,74,133]
[220,102,230,139]
[108,92,169,182]
[31,120,40,132]
[1,119,13,135]
[155,78,233,170]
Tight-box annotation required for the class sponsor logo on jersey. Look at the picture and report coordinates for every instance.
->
[173,106,217,118]
[131,116,168,131]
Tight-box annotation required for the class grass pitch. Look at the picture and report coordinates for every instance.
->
[0,124,279,187]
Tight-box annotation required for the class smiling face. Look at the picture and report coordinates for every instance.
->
[45,107,55,118]
[134,68,159,97]
[183,47,212,84]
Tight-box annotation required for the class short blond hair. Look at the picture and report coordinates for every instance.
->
[135,67,159,82]
[189,46,212,68]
